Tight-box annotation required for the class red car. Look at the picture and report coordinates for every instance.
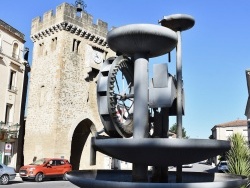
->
[19,158,72,182]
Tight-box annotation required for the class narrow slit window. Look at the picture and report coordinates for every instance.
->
[39,43,44,56]
[40,85,45,106]
[72,39,80,53]
[72,39,76,52]
[51,37,57,51]
[76,40,81,53]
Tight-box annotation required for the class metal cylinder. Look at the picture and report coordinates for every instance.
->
[133,54,149,139]
[176,31,182,138]
[132,53,149,182]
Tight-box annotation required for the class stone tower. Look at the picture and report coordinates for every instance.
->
[24,3,115,170]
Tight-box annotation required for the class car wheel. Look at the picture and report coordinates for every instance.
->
[35,173,43,182]
[63,172,68,181]
[0,174,9,185]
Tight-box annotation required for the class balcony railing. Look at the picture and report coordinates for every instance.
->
[0,122,20,140]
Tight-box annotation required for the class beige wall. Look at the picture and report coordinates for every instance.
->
[213,126,248,141]
[0,30,25,122]
[0,23,25,167]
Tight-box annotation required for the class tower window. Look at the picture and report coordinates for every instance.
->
[72,39,80,53]
[39,43,44,56]
[40,85,45,106]
[51,37,57,51]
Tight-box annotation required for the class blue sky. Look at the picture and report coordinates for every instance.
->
[1,0,249,138]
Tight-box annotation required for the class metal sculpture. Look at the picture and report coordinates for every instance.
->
[96,56,134,138]
[67,14,247,188]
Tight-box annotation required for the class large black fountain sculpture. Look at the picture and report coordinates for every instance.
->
[67,14,247,188]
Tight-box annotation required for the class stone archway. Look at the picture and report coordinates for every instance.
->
[70,118,93,170]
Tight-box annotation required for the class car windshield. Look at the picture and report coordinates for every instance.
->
[29,158,46,165]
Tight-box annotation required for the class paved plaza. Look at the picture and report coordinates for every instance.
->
[8,163,217,188]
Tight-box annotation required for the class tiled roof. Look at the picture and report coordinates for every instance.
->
[214,119,247,128]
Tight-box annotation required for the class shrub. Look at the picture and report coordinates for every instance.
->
[226,133,250,187]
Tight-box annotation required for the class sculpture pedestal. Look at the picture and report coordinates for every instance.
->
[66,170,247,188]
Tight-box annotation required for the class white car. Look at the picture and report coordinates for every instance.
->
[0,164,16,185]
[218,161,228,172]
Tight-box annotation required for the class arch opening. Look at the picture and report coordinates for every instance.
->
[70,118,93,170]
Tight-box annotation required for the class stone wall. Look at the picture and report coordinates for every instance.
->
[24,2,115,169]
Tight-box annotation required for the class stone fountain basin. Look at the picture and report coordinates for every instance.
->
[66,170,247,188]
[107,24,178,58]
[92,138,230,166]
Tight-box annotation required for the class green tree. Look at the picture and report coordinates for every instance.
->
[169,123,189,138]
[226,133,250,187]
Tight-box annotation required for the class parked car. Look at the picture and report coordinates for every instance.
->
[218,161,228,172]
[19,158,72,182]
[0,164,16,185]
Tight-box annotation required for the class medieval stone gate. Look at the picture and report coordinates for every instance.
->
[24,3,115,170]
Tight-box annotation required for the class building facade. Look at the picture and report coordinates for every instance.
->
[0,19,26,167]
[211,119,247,164]
[24,3,116,170]
[211,119,248,141]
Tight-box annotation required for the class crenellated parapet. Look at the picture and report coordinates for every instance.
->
[30,2,109,46]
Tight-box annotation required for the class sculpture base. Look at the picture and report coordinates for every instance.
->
[67,170,247,188]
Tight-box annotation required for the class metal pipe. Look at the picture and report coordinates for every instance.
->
[133,53,149,138]
[176,30,183,183]
[176,30,182,139]
[132,53,149,182]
